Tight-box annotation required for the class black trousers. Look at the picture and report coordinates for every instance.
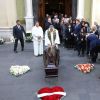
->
[14,38,24,51]
[77,42,86,56]
[90,49,98,62]
[77,45,85,56]
[90,46,100,62]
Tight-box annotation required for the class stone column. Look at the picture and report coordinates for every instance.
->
[25,0,34,33]
[77,0,84,19]
[91,0,100,25]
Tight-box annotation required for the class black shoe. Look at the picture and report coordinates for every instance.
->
[14,51,18,53]
[81,54,84,57]
[78,53,80,56]
[21,48,24,51]
[74,48,77,51]
[91,58,96,63]
[39,54,43,56]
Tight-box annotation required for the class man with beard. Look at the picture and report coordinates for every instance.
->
[13,20,26,53]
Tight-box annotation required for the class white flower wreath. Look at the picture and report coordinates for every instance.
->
[10,65,30,76]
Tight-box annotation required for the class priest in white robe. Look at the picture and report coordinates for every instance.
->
[45,25,60,48]
[32,21,43,56]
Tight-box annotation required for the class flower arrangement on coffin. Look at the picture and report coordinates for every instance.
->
[37,86,66,100]
[10,65,30,76]
[74,63,94,73]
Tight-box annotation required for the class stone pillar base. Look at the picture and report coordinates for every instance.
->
[0,28,14,42]
[25,17,34,33]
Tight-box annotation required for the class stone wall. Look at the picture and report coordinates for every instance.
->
[0,0,16,42]
[0,0,17,27]
[0,28,14,42]
[16,0,25,24]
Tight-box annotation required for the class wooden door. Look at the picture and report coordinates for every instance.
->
[65,0,72,17]
[38,0,72,27]
[38,0,45,28]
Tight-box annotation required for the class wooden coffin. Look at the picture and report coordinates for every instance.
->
[45,64,58,78]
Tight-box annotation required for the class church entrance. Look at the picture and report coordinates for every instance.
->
[45,0,66,15]
[32,0,77,27]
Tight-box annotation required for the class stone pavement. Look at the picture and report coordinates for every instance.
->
[0,43,100,100]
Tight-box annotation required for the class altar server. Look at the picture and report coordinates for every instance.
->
[32,21,43,56]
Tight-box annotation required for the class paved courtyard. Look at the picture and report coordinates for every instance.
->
[0,43,100,100]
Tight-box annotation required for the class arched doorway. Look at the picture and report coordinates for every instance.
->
[32,0,77,27]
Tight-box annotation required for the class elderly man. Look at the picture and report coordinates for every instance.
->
[92,25,99,38]
[86,26,99,56]
[45,25,60,48]
[32,21,43,56]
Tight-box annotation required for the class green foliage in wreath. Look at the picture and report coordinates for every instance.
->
[25,33,33,42]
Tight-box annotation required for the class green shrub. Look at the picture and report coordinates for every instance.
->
[25,33,33,42]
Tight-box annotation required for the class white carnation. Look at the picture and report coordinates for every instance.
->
[10,65,30,76]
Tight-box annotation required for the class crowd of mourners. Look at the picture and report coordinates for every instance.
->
[44,13,100,62]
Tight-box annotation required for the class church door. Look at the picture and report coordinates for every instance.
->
[38,0,77,27]
[38,0,45,27]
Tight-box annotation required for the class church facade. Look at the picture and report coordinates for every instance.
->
[0,0,100,40]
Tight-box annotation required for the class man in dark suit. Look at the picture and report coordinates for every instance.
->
[74,19,81,36]
[74,19,81,50]
[86,33,98,55]
[45,17,52,31]
[13,20,26,53]
[89,39,100,62]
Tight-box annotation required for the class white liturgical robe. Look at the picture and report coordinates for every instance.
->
[45,28,60,47]
[32,26,43,56]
